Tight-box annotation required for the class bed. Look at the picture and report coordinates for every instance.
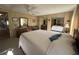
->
[19,30,76,55]
[19,26,76,55]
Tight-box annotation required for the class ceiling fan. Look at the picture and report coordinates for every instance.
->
[24,4,40,16]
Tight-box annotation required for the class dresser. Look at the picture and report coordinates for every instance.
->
[15,26,39,38]
[15,27,29,38]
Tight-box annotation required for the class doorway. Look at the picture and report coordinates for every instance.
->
[41,19,47,30]
[51,17,64,26]
[0,12,10,39]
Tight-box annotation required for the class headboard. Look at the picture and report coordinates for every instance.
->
[51,25,64,32]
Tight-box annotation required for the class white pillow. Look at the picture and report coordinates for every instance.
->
[51,25,64,32]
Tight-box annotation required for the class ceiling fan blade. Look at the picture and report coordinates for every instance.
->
[23,4,39,16]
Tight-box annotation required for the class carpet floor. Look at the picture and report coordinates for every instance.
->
[0,37,25,55]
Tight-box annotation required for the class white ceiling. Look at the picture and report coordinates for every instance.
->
[0,4,76,16]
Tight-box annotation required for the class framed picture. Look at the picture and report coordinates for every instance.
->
[33,19,35,23]
[12,17,18,22]
[12,17,19,27]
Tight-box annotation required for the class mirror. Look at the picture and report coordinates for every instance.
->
[19,17,28,28]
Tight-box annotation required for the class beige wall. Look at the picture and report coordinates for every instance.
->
[38,17,44,29]
[47,16,52,31]
[8,11,38,37]
[64,11,73,25]
[28,17,38,26]
[0,8,38,37]
[38,11,73,31]
[70,5,79,36]
[64,11,73,33]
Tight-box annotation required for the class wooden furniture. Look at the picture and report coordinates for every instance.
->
[41,24,47,30]
[30,26,39,30]
[64,28,69,33]
[0,29,10,39]
[41,19,47,30]
[15,26,39,37]
[15,27,29,38]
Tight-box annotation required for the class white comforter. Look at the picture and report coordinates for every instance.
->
[19,30,76,55]
[47,33,76,55]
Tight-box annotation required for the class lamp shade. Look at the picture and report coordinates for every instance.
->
[65,23,69,28]
[7,51,13,55]
[7,48,13,55]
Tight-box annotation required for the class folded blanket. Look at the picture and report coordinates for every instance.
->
[49,34,61,42]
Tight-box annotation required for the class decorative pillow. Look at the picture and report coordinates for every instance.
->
[49,34,61,42]
[51,25,64,32]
